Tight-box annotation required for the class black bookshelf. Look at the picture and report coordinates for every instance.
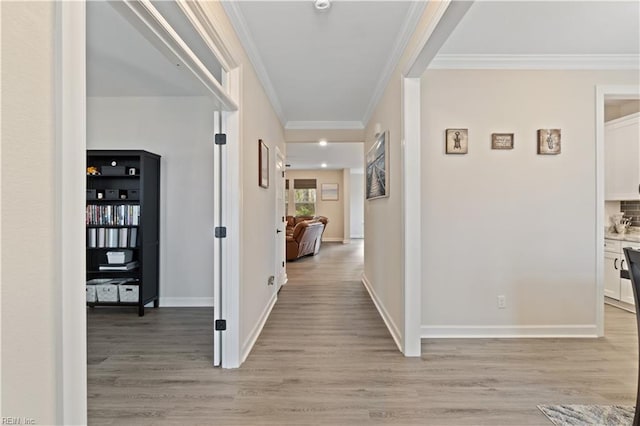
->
[86,150,160,316]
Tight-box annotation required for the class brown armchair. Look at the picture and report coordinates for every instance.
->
[286,221,325,261]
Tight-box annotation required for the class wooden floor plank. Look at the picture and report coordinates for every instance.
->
[88,240,638,425]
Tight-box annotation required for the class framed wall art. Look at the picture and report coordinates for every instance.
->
[491,133,514,150]
[258,139,269,188]
[321,183,339,201]
[537,129,561,155]
[366,130,389,200]
[446,128,468,154]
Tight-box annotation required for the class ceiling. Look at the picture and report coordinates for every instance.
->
[286,143,364,173]
[85,0,638,171]
[438,1,640,55]
[224,1,423,128]
[87,1,211,97]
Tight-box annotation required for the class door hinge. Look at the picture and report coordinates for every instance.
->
[215,227,227,238]
[282,216,285,222]
[282,261,285,267]
[282,171,285,178]
[215,133,227,145]
[215,319,227,331]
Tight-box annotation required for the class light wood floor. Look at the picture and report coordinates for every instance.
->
[88,240,638,425]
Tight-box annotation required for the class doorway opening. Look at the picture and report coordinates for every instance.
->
[596,85,640,336]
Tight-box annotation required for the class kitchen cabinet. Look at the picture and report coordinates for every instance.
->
[605,112,640,200]
[604,238,639,312]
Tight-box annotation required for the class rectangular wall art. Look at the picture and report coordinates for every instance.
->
[321,183,339,201]
[446,129,468,154]
[258,139,269,188]
[537,129,561,154]
[366,131,389,200]
[491,133,514,150]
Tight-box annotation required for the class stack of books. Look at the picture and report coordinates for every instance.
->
[98,261,139,271]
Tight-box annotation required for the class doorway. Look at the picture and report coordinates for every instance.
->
[596,85,640,336]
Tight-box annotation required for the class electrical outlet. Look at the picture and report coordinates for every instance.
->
[268,276,275,286]
[497,295,506,309]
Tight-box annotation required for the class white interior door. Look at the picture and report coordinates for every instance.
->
[275,148,287,289]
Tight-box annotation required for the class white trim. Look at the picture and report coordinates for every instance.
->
[322,237,344,243]
[221,1,286,125]
[160,297,215,307]
[430,54,640,70]
[595,85,640,337]
[0,0,3,409]
[421,325,598,339]
[117,0,238,111]
[56,2,87,424]
[404,0,472,78]
[361,1,426,125]
[401,77,421,357]
[361,274,402,352]
[176,0,238,71]
[221,68,243,369]
[241,292,277,363]
[285,121,364,130]
[342,239,351,245]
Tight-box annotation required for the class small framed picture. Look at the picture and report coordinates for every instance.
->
[258,139,269,188]
[491,133,514,150]
[321,183,339,201]
[446,129,468,154]
[537,129,561,155]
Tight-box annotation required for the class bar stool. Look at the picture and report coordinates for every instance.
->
[622,247,640,426]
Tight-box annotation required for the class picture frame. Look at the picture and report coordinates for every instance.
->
[446,128,468,154]
[366,130,389,200]
[537,129,561,155]
[258,139,269,188]
[491,133,514,150]
[321,183,339,201]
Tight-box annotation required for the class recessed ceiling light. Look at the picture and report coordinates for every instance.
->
[319,140,328,146]
[321,163,328,168]
[314,0,331,10]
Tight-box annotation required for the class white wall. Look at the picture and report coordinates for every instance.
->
[87,96,216,305]
[1,1,59,422]
[286,169,346,241]
[421,69,640,336]
[350,171,364,238]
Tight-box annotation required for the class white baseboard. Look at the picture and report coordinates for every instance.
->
[159,297,214,307]
[322,237,344,242]
[361,274,403,352]
[343,239,351,244]
[421,324,598,338]
[241,292,277,363]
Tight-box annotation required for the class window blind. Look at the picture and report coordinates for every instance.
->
[293,179,316,189]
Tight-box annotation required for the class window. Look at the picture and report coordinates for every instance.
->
[285,179,289,215]
[294,179,316,216]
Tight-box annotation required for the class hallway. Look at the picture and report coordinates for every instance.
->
[88,240,638,425]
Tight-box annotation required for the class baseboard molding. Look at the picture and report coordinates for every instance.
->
[361,274,403,352]
[241,292,277,363]
[159,297,214,307]
[421,324,598,338]
[342,239,351,244]
[322,237,344,243]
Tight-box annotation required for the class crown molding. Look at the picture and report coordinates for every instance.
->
[221,1,286,125]
[429,54,640,70]
[361,1,427,126]
[285,121,364,130]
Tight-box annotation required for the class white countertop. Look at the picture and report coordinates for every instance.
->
[605,229,640,242]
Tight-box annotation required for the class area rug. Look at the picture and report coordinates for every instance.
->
[538,404,634,425]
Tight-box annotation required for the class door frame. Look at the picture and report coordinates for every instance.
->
[595,84,640,337]
[57,1,243,422]
[275,147,287,290]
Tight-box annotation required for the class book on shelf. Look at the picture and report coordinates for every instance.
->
[98,261,139,271]
[129,227,137,248]
[87,228,97,248]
